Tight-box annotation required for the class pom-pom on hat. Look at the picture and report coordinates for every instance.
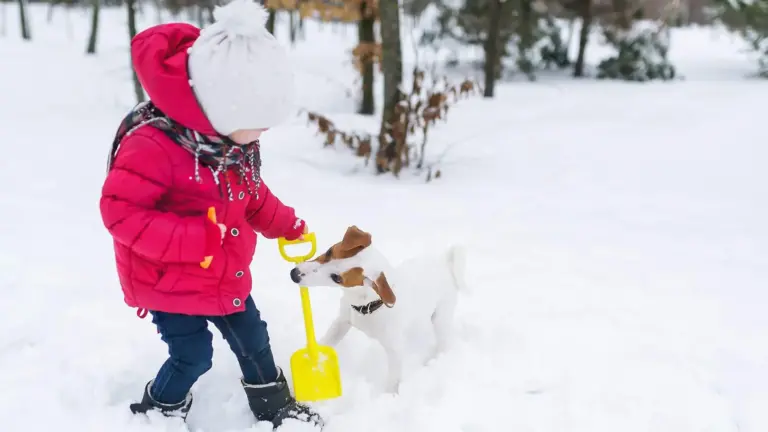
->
[187,0,296,136]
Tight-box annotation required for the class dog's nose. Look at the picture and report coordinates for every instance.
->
[290,267,302,283]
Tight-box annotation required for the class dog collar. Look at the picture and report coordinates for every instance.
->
[351,299,384,315]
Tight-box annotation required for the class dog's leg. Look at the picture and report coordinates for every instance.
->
[382,343,403,394]
[448,244,468,293]
[377,333,404,394]
[430,295,458,358]
[319,304,352,347]
[319,318,351,347]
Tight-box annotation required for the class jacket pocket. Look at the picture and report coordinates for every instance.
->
[153,265,183,293]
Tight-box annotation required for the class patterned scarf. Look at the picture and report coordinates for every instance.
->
[106,101,262,201]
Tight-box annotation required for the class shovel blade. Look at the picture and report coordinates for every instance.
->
[290,345,342,402]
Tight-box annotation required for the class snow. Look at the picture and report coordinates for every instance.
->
[1,4,767,432]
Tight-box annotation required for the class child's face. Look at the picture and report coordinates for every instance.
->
[229,128,268,144]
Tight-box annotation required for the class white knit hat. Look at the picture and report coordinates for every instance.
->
[187,0,296,136]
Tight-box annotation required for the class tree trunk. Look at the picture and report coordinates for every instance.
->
[266,8,276,35]
[127,0,145,103]
[565,17,576,50]
[86,0,100,55]
[483,0,501,97]
[379,0,402,123]
[358,1,375,115]
[1,0,7,36]
[573,0,592,77]
[154,0,163,24]
[196,5,204,28]
[186,4,195,22]
[298,14,305,40]
[46,0,56,23]
[289,10,296,44]
[519,0,533,46]
[611,0,631,29]
[18,0,30,40]
[517,0,535,79]
[64,5,73,40]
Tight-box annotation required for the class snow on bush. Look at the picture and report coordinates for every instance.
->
[597,22,677,82]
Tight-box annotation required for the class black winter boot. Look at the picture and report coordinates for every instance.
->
[242,369,323,429]
[129,380,193,421]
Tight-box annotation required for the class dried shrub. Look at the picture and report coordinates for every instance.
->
[375,68,470,177]
[300,68,481,181]
[287,0,379,22]
[301,109,374,164]
[265,0,300,9]
[352,42,382,72]
[306,68,482,181]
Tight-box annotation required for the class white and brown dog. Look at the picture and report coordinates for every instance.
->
[289,226,467,393]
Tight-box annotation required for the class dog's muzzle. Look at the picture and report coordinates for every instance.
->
[290,267,302,283]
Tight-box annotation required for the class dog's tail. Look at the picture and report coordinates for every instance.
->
[447,244,469,294]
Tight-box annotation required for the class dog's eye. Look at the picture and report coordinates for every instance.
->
[330,273,342,284]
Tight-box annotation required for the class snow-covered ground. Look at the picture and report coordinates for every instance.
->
[1,4,766,432]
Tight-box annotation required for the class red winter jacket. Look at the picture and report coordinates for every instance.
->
[100,23,300,316]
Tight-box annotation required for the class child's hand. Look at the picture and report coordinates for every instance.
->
[283,218,306,241]
[298,223,309,241]
[217,223,227,243]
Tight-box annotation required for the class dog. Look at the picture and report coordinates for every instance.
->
[289,225,467,393]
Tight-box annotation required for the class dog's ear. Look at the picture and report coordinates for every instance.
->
[372,272,396,307]
[340,225,372,254]
[338,267,365,287]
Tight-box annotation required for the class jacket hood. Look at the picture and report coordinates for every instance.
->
[130,23,218,136]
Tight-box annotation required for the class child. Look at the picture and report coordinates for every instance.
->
[99,0,321,428]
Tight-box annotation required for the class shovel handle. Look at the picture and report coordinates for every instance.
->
[277,233,317,263]
[278,234,320,349]
[200,207,217,269]
[299,286,319,354]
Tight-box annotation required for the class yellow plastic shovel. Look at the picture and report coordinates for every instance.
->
[278,233,343,402]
